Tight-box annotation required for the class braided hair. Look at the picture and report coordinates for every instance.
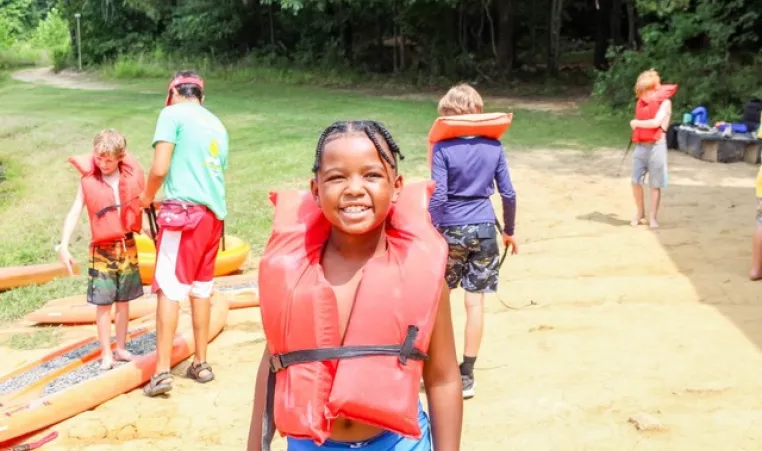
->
[312,121,405,175]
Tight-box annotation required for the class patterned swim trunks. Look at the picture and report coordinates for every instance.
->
[439,223,500,293]
[87,233,144,306]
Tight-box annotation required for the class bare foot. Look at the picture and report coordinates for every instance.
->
[114,348,134,362]
[750,269,762,281]
[100,355,114,371]
[631,216,645,227]
[649,218,660,229]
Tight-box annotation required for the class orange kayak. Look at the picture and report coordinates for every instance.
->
[135,233,250,285]
[0,262,80,292]
[0,294,229,444]
[23,276,258,325]
[23,293,156,325]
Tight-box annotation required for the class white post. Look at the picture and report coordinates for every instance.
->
[74,13,82,71]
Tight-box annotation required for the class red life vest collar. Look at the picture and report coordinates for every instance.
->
[165,76,205,106]
[68,153,145,244]
[632,84,678,144]
[427,112,513,166]
[258,180,448,447]
[640,84,678,104]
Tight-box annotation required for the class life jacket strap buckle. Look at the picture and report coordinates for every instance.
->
[399,325,425,365]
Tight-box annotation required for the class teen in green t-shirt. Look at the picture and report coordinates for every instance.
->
[140,71,229,396]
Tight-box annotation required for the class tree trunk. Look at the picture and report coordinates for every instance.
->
[340,1,353,62]
[594,0,611,69]
[495,0,515,72]
[268,1,275,47]
[610,0,623,46]
[626,0,637,49]
[547,0,563,76]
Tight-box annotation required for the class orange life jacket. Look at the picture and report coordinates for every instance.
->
[427,112,513,166]
[631,84,678,144]
[68,153,145,245]
[257,181,448,449]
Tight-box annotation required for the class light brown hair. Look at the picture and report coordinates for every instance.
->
[635,69,661,99]
[437,83,484,116]
[92,128,127,158]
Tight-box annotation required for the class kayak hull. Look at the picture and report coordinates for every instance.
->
[0,295,229,444]
[23,275,258,325]
[0,262,80,292]
[135,233,249,285]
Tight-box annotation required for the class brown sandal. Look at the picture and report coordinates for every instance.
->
[186,361,215,383]
[143,371,173,397]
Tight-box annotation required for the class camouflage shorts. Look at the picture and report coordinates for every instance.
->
[440,223,500,293]
[87,234,144,306]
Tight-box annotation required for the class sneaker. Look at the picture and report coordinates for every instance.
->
[461,373,476,399]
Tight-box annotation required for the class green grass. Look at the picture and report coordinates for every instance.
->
[3,328,63,350]
[0,69,626,322]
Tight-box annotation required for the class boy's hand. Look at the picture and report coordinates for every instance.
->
[502,232,519,255]
[58,247,77,275]
[630,119,638,130]
[139,192,154,208]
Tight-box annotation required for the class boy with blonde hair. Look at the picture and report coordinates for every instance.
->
[429,82,518,399]
[59,128,146,370]
[629,69,676,228]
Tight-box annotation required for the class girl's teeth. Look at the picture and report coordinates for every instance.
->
[344,206,368,213]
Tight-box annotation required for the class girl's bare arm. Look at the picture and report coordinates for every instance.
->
[422,281,463,450]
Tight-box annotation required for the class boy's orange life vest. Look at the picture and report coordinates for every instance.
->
[427,112,513,166]
[631,84,678,144]
[257,181,449,449]
[68,153,145,245]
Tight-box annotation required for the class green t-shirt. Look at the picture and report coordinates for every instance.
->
[152,102,229,220]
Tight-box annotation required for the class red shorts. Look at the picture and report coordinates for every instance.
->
[151,208,224,301]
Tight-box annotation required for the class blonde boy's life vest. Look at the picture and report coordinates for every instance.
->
[426,112,513,166]
[631,84,678,144]
[68,153,145,245]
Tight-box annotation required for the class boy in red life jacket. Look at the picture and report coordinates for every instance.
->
[247,121,463,451]
[629,69,675,229]
[58,129,146,370]
[428,83,518,400]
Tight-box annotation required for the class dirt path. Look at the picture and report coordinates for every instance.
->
[3,149,762,450]
[10,67,117,91]
[9,67,581,112]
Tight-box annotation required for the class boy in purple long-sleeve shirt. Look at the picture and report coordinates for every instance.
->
[429,83,518,400]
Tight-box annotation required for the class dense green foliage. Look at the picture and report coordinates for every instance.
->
[0,0,70,69]
[3,0,762,119]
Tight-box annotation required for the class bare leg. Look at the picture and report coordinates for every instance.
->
[631,184,646,226]
[463,291,485,357]
[96,305,113,370]
[751,225,762,280]
[189,295,212,379]
[114,302,133,361]
[649,187,662,228]
[154,291,180,377]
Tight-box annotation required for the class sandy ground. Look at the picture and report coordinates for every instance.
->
[3,147,762,450]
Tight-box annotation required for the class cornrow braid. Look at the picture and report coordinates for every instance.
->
[312,120,406,175]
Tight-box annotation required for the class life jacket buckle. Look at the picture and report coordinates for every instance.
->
[398,325,420,365]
